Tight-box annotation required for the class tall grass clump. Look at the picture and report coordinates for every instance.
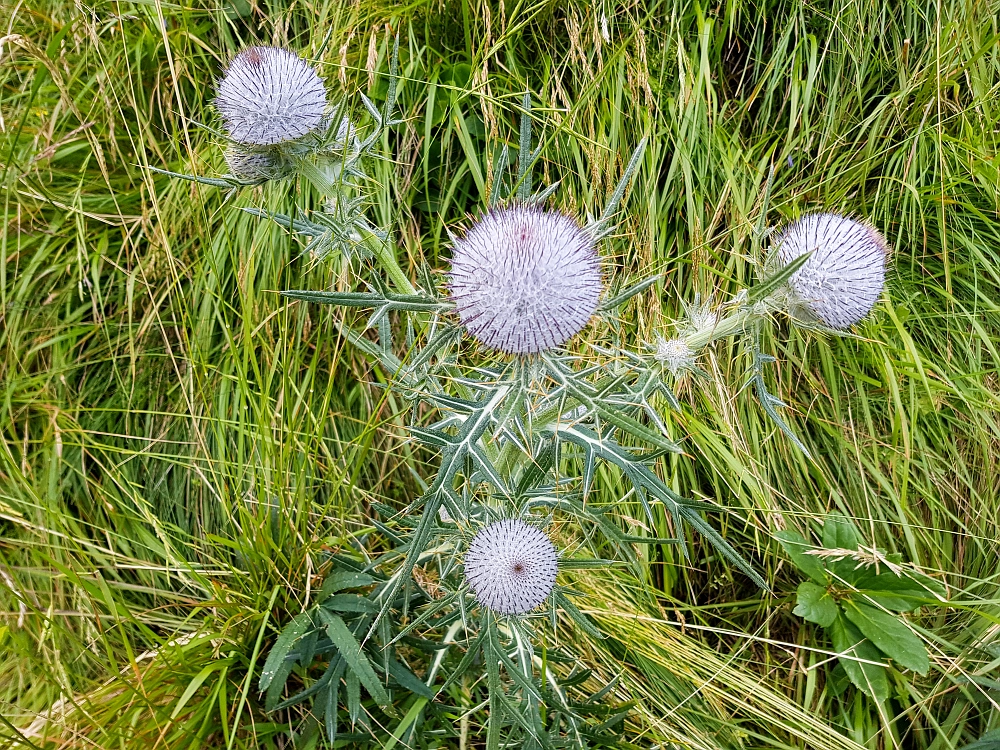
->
[3,1,1000,749]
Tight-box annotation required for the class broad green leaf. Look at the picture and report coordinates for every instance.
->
[318,610,391,707]
[775,531,826,584]
[318,571,375,602]
[829,615,888,702]
[907,569,947,598]
[259,611,312,691]
[853,569,946,611]
[793,582,839,627]
[322,593,379,614]
[959,729,1000,750]
[822,514,859,551]
[842,600,930,674]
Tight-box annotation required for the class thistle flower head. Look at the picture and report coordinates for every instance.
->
[775,213,889,329]
[654,336,696,375]
[224,147,292,183]
[448,206,602,354]
[464,519,558,615]
[216,46,326,146]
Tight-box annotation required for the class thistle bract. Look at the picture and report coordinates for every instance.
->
[448,206,602,354]
[464,519,558,615]
[775,213,888,329]
[225,147,293,183]
[216,46,326,146]
[655,336,696,375]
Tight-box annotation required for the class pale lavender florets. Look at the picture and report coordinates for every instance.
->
[464,519,558,615]
[448,206,602,354]
[775,213,889,329]
[216,46,326,146]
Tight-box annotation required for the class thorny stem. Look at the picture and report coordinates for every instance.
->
[492,302,769,476]
[360,227,416,294]
[297,155,416,294]
[683,306,755,350]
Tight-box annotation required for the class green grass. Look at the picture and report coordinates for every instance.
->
[3,0,1000,747]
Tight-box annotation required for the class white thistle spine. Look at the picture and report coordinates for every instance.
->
[448,206,602,355]
[464,519,558,615]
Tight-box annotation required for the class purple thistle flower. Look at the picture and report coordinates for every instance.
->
[215,46,326,146]
[775,213,889,329]
[464,519,558,615]
[448,206,603,354]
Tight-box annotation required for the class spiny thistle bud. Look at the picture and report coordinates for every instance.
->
[216,46,326,146]
[464,519,558,615]
[775,213,889,329]
[654,336,696,375]
[448,206,602,354]
[224,147,293,183]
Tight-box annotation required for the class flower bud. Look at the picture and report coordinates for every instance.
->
[224,147,293,183]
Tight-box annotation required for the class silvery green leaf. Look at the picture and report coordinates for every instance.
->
[317,610,390,707]
[259,610,312,691]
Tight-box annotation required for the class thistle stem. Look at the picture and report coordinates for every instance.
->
[495,303,767,475]
[360,227,416,294]
[684,306,756,351]
[296,156,415,294]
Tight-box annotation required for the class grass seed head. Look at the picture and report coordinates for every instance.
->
[464,519,558,615]
[448,206,602,354]
[775,212,889,329]
[216,46,326,146]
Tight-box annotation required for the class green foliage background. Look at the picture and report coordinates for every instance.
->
[2,0,999,747]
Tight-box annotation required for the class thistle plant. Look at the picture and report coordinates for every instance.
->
[158,39,899,747]
[774,212,889,329]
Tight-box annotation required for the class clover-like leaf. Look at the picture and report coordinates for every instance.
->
[793,582,839,627]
